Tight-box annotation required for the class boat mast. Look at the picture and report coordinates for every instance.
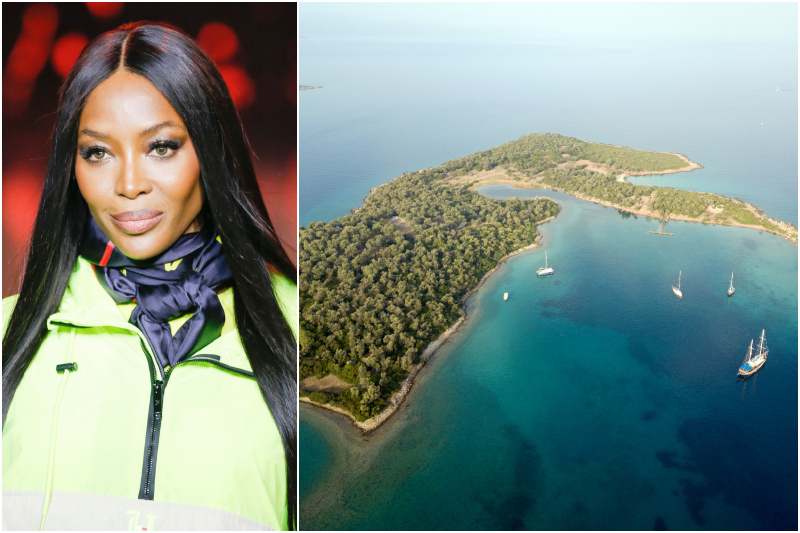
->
[730,272,734,290]
[678,271,681,290]
[744,339,753,364]
[757,329,765,356]
[545,251,548,269]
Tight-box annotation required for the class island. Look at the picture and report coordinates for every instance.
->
[299,133,798,433]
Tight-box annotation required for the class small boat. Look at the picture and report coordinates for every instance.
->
[727,272,735,296]
[776,86,781,92]
[672,270,682,299]
[537,251,554,276]
[504,292,508,301]
[738,330,768,377]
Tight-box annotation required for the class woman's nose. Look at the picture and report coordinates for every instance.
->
[115,154,152,199]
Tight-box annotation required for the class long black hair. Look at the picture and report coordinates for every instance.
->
[1,21,297,528]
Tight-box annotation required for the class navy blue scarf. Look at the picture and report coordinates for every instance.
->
[80,218,233,369]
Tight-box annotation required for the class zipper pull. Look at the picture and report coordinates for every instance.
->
[153,381,163,420]
[56,362,78,373]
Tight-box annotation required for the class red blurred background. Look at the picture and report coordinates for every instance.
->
[2,2,297,297]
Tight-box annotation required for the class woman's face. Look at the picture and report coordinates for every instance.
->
[75,70,203,260]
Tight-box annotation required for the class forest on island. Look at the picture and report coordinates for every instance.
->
[300,133,790,421]
[445,133,783,232]
[299,171,559,420]
[439,132,689,176]
[538,167,780,231]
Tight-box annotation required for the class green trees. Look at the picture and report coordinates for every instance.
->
[299,171,558,419]
[438,133,688,175]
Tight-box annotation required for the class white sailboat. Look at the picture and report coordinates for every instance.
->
[727,272,735,297]
[504,292,508,301]
[537,251,554,276]
[738,330,768,377]
[776,85,781,92]
[672,271,682,299]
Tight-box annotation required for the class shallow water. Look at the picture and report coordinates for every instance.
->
[301,188,797,530]
[298,31,798,530]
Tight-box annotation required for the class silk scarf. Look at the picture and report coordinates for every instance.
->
[80,217,233,369]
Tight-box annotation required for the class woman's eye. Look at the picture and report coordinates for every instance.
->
[81,147,109,162]
[149,141,179,158]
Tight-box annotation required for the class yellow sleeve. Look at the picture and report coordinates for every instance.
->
[271,274,298,341]
[2,294,20,340]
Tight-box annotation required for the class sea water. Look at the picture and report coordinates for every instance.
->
[299,36,798,531]
[299,38,797,227]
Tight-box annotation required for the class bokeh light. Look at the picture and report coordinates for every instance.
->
[51,33,90,78]
[197,22,239,63]
[22,3,59,38]
[2,3,59,115]
[6,34,52,83]
[85,2,124,20]
[219,65,255,109]
[2,168,43,253]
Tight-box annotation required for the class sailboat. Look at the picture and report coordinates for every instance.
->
[738,330,768,377]
[504,292,508,301]
[776,86,781,92]
[727,272,735,296]
[537,251,554,276]
[672,271,682,298]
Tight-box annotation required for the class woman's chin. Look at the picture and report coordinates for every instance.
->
[111,232,171,261]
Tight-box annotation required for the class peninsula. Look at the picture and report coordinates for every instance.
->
[299,133,798,433]
[300,85,322,90]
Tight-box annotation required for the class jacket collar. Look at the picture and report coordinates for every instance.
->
[47,256,253,374]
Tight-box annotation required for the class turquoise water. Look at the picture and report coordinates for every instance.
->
[299,30,798,531]
[301,189,797,530]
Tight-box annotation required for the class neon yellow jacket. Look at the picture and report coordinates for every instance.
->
[2,256,297,531]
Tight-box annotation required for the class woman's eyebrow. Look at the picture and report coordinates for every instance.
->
[77,121,185,140]
[78,128,110,140]
[139,121,185,137]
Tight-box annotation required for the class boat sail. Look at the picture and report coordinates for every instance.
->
[776,85,781,92]
[738,330,768,377]
[672,271,682,298]
[537,251,554,276]
[727,272,735,296]
[504,292,508,301]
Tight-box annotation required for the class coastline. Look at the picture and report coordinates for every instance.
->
[301,140,795,436]
[302,211,559,433]
[551,185,798,244]
[452,154,796,244]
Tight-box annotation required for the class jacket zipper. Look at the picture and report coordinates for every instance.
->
[50,322,165,500]
[138,353,254,500]
[49,321,254,501]
[137,337,162,500]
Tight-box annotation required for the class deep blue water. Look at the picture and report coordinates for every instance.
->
[299,35,798,531]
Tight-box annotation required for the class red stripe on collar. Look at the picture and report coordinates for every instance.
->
[99,241,115,267]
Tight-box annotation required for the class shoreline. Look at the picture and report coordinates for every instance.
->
[453,154,796,244]
[301,211,559,433]
[550,185,798,244]
[301,141,795,434]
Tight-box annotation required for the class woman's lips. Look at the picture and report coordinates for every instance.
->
[110,209,164,235]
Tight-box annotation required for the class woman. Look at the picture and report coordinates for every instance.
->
[2,22,297,531]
